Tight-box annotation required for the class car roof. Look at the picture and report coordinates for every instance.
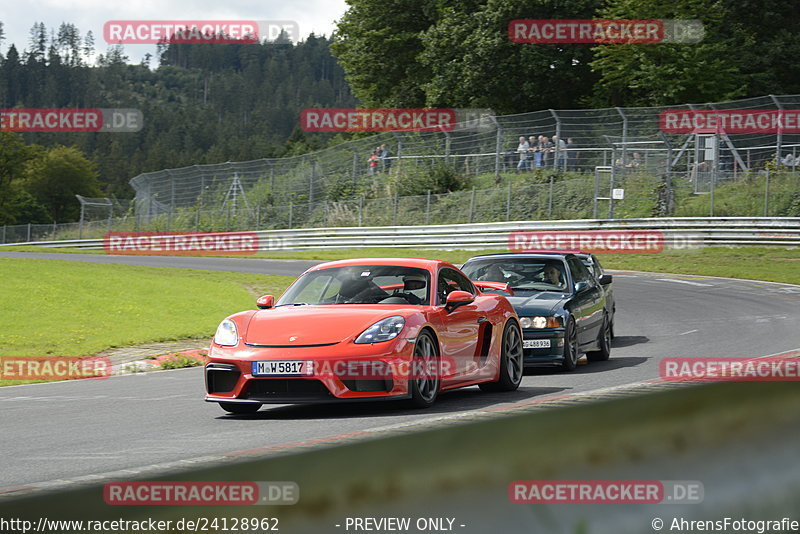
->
[464,252,576,262]
[308,257,458,272]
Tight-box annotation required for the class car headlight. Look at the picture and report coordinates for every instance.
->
[355,316,405,344]
[214,319,239,346]
[520,316,562,329]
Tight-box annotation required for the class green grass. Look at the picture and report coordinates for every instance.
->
[0,258,293,359]
[599,246,800,285]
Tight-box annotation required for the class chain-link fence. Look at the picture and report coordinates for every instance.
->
[3,95,800,245]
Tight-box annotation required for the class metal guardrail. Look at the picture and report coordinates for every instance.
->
[2,217,800,251]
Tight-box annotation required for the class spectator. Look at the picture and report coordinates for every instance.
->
[626,152,642,168]
[368,149,380,176]
[527,136,538,170]
[566,138,578,171]
[534,135,545,167]
[552,135,567,170]
[379,144,392,173]
[781,153,797,167]
[541,136,554,168]
[516,136,530,171]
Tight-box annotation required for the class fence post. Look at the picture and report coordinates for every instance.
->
[358,197,363,226]
[1,225,5,244]
[489,116,502,181]
[549,109,561,170]
[764,170,771,217]
[769,95,783,166]
[52,220,57,239]
[27,223,31,242]
[426,190,431,225]
[616,107,628,171]
[393,194,398,226]
[225,207,230,232]
[442,128,452,166]
[195,210,200,232]
[506,182,511,221]
[711,130,720,217]
[256,206,261,229]
[549,176,554,218]
[469,187,476,223]
[288,202,293,229]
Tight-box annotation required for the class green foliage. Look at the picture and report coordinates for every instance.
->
[159,353,204,369]
[24,146,102,221]
[390,163,470,196]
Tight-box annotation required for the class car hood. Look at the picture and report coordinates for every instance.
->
[243,305,413,346]
[506,291,569,315]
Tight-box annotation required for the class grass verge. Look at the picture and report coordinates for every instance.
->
[0,257,293,361]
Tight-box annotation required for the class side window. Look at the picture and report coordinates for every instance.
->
[437,268,475,304]
[568,258,593,286]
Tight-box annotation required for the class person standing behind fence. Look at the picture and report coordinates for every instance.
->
[552,135,567,170]
[368,149,380,176]
[566,138,578,171]
[379,144,392,173]
[541,136,554,168]
[534,135,545,167]
[516,136,530,171]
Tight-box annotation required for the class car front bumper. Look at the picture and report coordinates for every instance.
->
[522,328,566,367]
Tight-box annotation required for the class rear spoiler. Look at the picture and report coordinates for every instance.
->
[473,281,514,296]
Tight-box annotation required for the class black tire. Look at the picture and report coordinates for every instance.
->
[219,402,262,414]
[480,320,524,392]
[408,330,440,408]
[561,319,579,371]
[587,315,611,362]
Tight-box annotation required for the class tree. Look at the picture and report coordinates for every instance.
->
[333,0,602,113]
[24,146,103,222]
[589,0,800,106]
[0,132,43,224]
[419,0,602,112]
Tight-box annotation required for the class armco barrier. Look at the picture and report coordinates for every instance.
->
[2,217,800,251]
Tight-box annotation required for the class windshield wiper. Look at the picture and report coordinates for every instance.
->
[275,302,310,307]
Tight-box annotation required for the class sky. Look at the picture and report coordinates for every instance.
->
[0,0,350,64]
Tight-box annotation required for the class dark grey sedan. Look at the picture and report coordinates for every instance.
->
[461,253,612,371]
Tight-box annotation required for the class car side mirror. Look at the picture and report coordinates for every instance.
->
[445,290,475,311]
[256,295,275,309]
[598,274,613,286]
[574,281,590,294]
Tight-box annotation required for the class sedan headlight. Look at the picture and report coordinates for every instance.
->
[520,316,562,329]
[355,316,405,344]
[214,319,239,346]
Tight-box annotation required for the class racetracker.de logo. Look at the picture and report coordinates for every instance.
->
[104,232,260,255]
[509,230,664,254]
[300,109,458,133]
[509,480,703,504]
[660,109,800,133]
[0,357,111,381]
[104,481,298,505]
[660,354,800,381]
[0,109,142,133]
[103,21,299,44]
[509,19,704,44]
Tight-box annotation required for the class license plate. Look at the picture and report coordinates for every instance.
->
[523,339,551,349]
[252,360,307,376]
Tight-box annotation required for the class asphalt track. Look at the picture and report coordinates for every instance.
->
[2,251,800,492]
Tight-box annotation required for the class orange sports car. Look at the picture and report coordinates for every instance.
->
[205,258,523,413]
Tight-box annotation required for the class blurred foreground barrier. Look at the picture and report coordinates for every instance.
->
[2,381,800,534]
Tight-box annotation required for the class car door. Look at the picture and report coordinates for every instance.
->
[567,257,605,348]
[431,267,482,380]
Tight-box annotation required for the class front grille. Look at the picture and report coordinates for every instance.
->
[242,379,333,400]
[206,364,240,393]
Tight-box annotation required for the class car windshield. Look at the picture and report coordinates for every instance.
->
[462,259,568,292]
[277,265,431,306]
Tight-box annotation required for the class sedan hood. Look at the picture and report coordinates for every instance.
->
[507,291,569,315]
[244,305,409,346]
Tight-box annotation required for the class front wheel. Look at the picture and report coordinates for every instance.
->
[219,402,262,414]
[480,320,524,392]
[561,319,579,371]
[408,330,440,408]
